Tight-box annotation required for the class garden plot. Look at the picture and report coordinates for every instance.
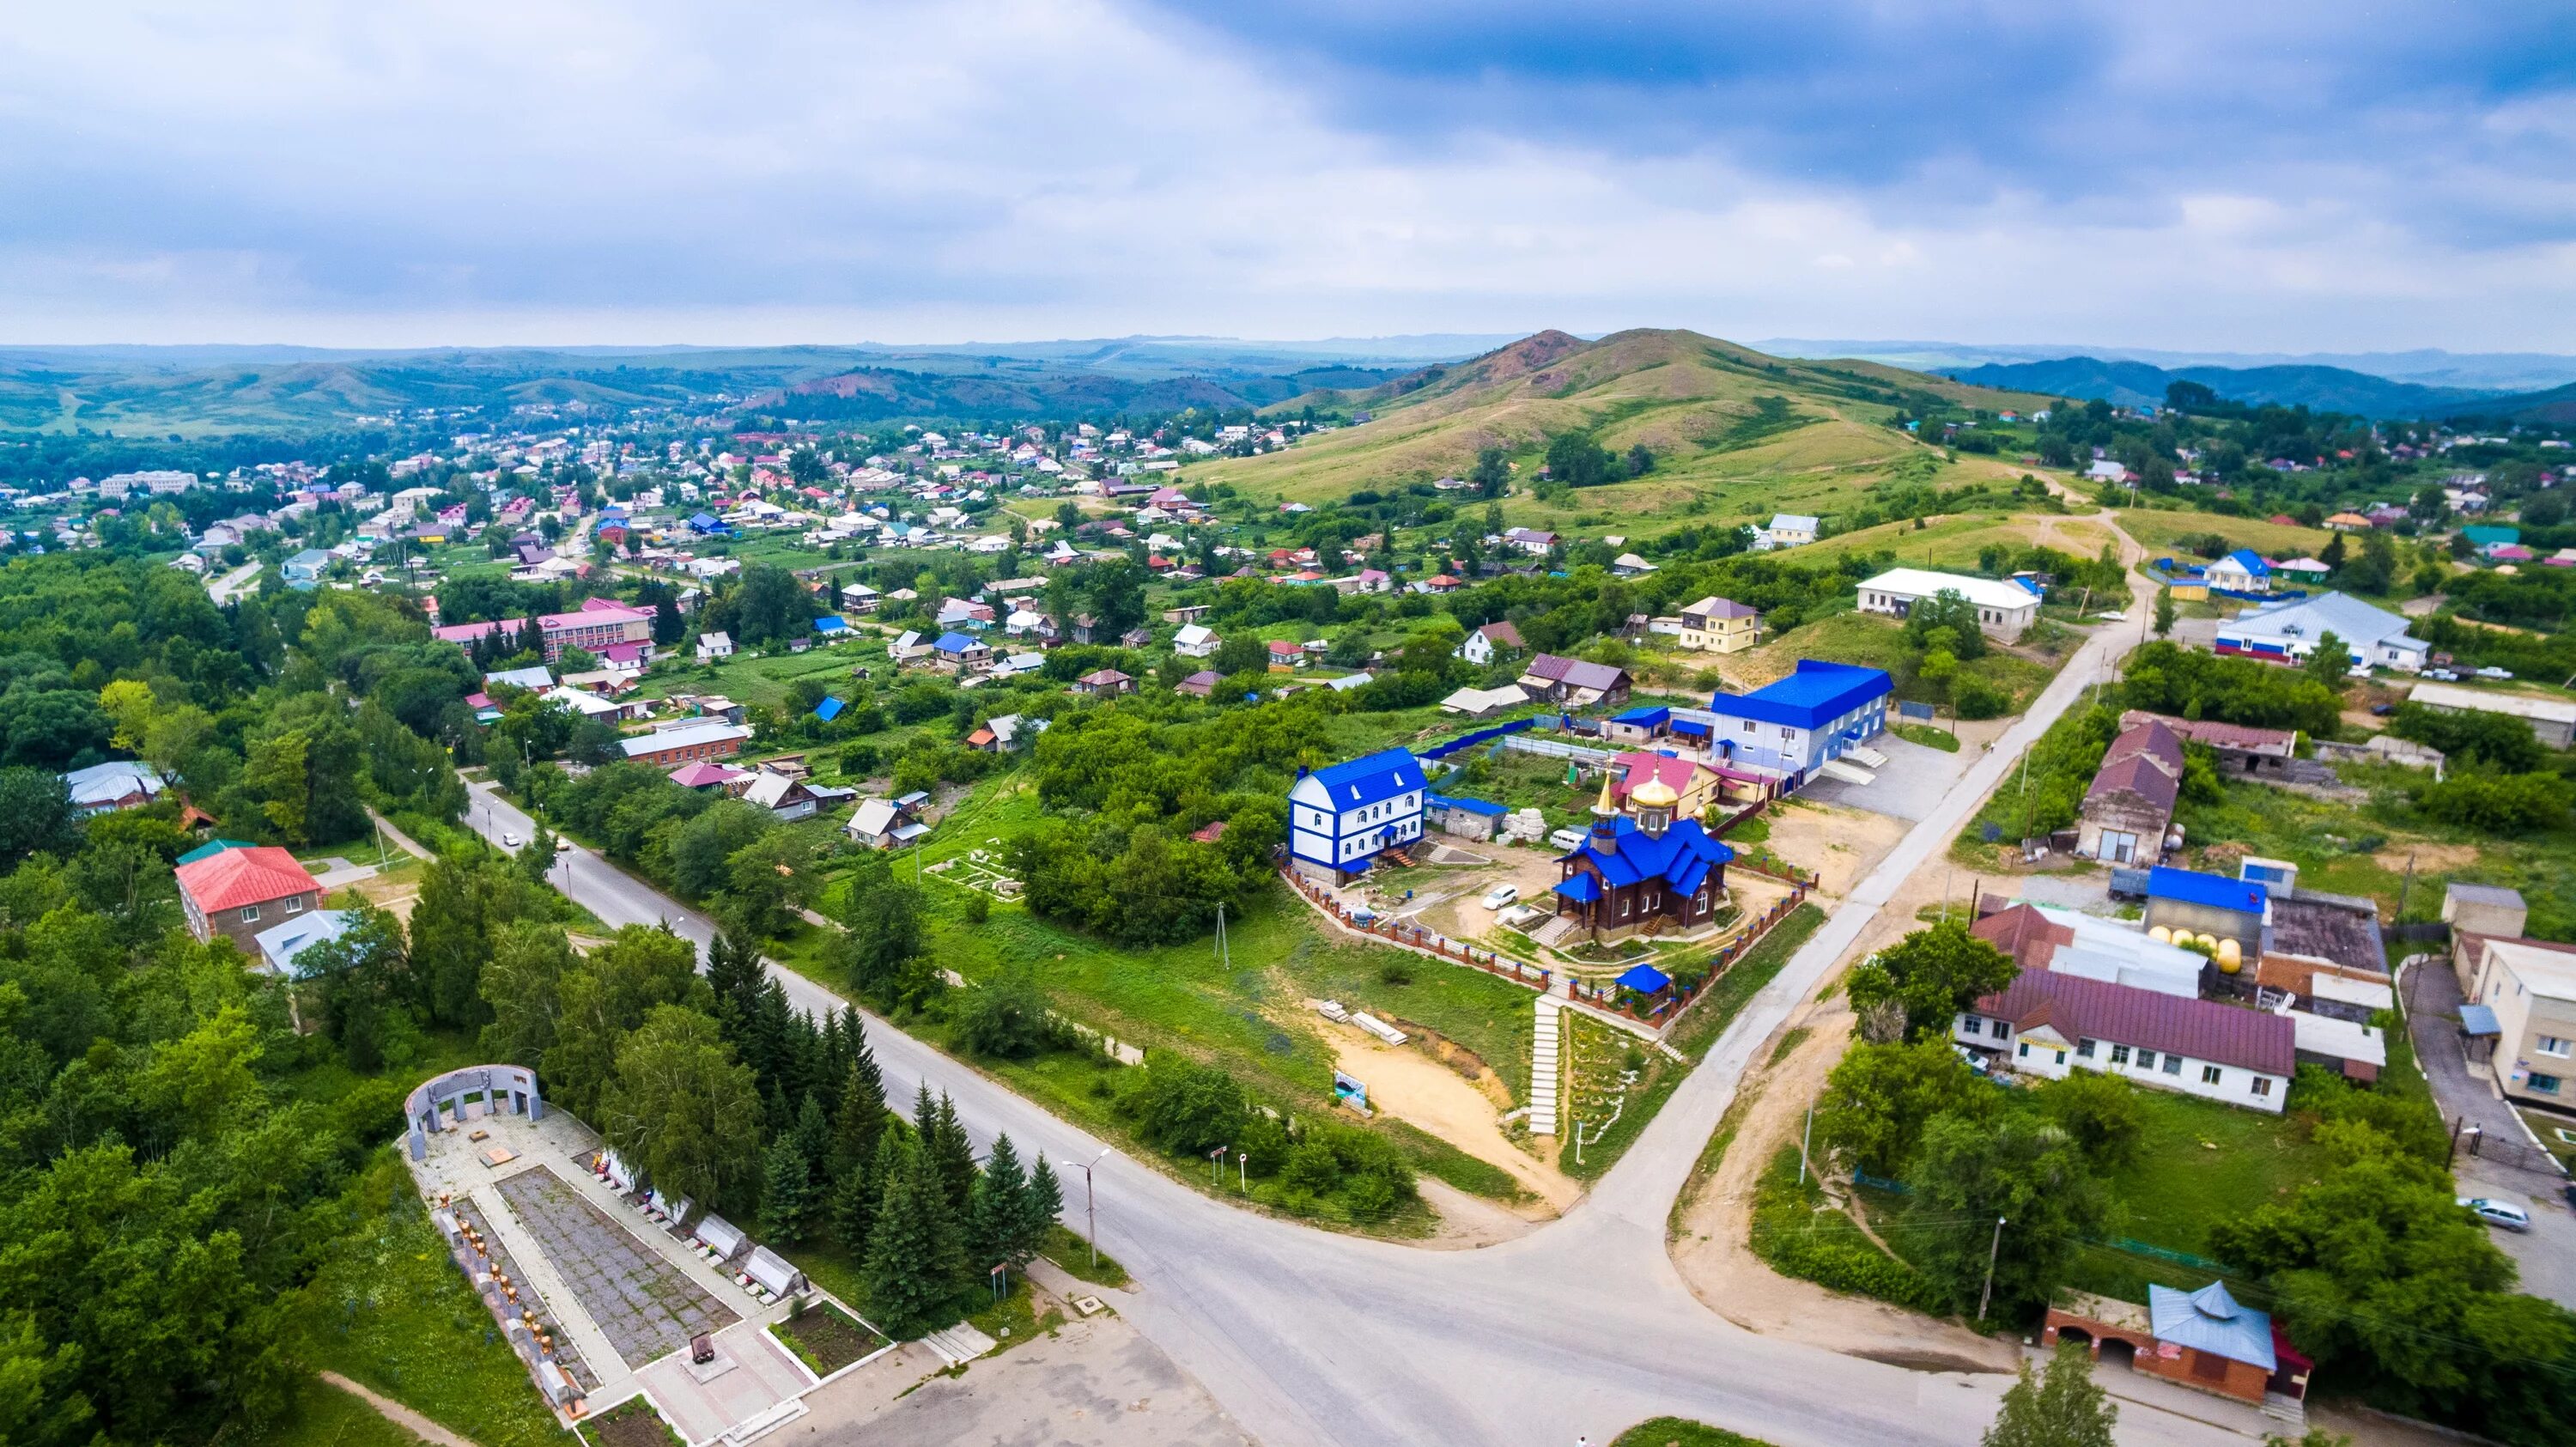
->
[493,1169,739,1370]
[927,842,1021,898]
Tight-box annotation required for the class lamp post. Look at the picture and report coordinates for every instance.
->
[1060,1147,1111,1269]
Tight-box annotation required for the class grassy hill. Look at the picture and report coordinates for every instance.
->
[1191,327,2061,536]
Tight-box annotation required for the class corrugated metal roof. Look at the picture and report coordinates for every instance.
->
[2147,866,2267,915]
[1975,970,2296,1077]
[2149,1282,2275,1371]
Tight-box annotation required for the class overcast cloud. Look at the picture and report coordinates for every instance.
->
[3,0,2573,350]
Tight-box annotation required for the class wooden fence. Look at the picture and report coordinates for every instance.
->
[1279,867,1555,992]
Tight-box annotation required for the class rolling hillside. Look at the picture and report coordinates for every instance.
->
[1192,328,2061,533]
[1940,355,2507,418]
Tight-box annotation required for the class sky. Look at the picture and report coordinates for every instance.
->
[4,0,2574,351]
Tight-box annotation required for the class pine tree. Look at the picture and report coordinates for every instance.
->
[864,1146,964,1333]
[927,1091,977,1217]
[707,928,762,1029]
[792,1093,834,1187]
[1025,1156,1066,1250]
[832,1052,888,1176]
[1982,1343,2116,1447]
[2153,587,2177,638]
[968,1133,1032,1273]
[758,1135,815,1245]
[911,1079,937,1144]
[829,1154,875,1258]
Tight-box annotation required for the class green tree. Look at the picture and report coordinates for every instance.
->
[1915,1111,2110,1319]
[2302,630,2350,690]
[830,1150,878,1258]
[2037,1068,2148,1170]
[863,1146,965,1333]
[1468,445,1510,497]
[920,1088,978,1217]
[600,1006,766,1213]
[547,925,708,1122]
[837,860,927,1006]
[1982,1342,2117,1447]
[955,970,1054,1059]
[2153,587,2176,637]
[758,1135,816,1245]
[1813,1040,1994,1176]
[966,1132,1036,1274]
[832,1047,890,1176]
[1843,923,2018,1042]
[0,768,76,865]
[478,919,575,1067]
[1128,1058,1247,1157]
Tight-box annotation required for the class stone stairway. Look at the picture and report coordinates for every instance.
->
[1528,998,1564,1136]
[920,1322,998,1365]
[1530,913,1582,950]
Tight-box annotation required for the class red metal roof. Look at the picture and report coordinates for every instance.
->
[175,845,316,913]
[1974,970,2294,1077]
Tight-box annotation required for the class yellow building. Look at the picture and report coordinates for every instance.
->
[1676,595,1760,654]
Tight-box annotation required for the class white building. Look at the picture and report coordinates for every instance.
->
[1286,748,1426,883]
[1856,568,2042,642]
[1953,970,2294,1114]
[1758,514,1819,550]
[1173,623,1218,658]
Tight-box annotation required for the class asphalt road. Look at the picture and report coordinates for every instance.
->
[459,604,2269,1447]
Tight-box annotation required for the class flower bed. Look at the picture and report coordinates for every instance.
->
[769,1301,888,1377]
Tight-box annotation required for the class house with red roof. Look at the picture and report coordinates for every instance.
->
[1953,970,2294,1113]
[176,844,323,952]
[2077,717,2183,865]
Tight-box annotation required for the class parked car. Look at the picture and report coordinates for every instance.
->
[556,836,574,851]
[2458,1196,2532,1232]
[1481,884,1520,910]
[501,831,523,848]
[2476,666,2516,680]
[2426,668,2462,682]
[2371,703,2397,715]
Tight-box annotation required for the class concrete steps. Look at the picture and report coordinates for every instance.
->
[1529,998,1564,1136]
[920,1322,998,1365]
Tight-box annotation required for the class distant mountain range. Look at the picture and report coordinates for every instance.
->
[1754,339,2576,393]
[1917,355,2576,423]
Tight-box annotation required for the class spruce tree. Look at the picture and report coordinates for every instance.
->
[864,1147,964,1332]
[832,1054,888,1176]
[1025,1156,1066,1251]
[968,1133,1031,1273]
[758,1135,815,1245]
[829,1154,875,1258]
[707,928,762,1027]
[792,1093,834,1187]
[927,1091,978,1216]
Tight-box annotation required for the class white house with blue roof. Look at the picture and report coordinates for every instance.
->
[1701,660,1893,784]
[2203,549,2273,593]
[1287,748,1427,882]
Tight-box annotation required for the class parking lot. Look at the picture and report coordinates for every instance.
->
[1795,733,1971,822]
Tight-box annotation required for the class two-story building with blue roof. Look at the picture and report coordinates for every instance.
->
[1701,660,1893,784]
[1551,774,1734,941]
[1287,748,1427,883]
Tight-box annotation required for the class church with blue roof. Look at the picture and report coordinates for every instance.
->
[1288,748,1428,882]
[1551,772,1734,941]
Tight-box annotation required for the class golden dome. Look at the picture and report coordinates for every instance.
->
[1631,779,1680,810]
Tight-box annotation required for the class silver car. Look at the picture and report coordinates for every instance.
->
[2458,1196,2532,1233]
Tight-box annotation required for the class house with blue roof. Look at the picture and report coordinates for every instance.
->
[689,511,734,537]
[1701,660,1892,784]
[2204,549,2273,593]
[1550,773,1733,942]
[814,696,847,722]
[1287,748,1427,882]
[813,613,849,638]
[933,631,993,672]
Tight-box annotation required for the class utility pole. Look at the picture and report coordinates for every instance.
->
[1798,1106,1814,1186]
[1061,1148,1110,1268]
[1978,1217,2007,1322]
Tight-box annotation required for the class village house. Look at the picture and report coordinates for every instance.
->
[933,631,994,672]
[743,769,818,822]
[2202,549,2273,593]
[1676,596,1760,654]
[695,630,735,661]
[2215,592,2427,672]
[2460,936,2576,1108]
[618,720,751,769]
[175,845,324,953]
[1855,568,2040,642]
[1173,623,1219,657]
[1613,750,1725,819]
[2077,717,2183,865]
[1072,667,1134,697]
[2118,710,2300,776]
[1501,526,1556,556]
[1286,748,1426,884]
[1953,969,2294,1112]
[1455,620,1524,666]
[61,760,168,816]
[1758,514,1819,550]
[1516,653,1632,707]
[1267,639,1308,672]
[1176,669,1222,698]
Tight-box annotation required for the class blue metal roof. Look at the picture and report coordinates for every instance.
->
[2459,1003,2501,1036]
[934,631,980,654]
[1552,872,1601,902]
[1672,718,1710,738]
[1610,705,1671,727]
[814,614,848,632]
[1616,964,1672,994]
[1427,793,1510,817]
[1557,817,1734,890]
[2148,1282,2275,1371]
[1707,660,1892,731]
[2147,866,2266,915]
[1305,748,1426,808]
[814,696,846,721]
[2224,548,2271,576]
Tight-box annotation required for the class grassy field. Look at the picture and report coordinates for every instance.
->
[246,1376,430,1447]
[1795,510,2111,572]
[292,1157,567,1447]
[1741,611,2063,714]
[2117,508,2336,563]
[1190,329,2057,537]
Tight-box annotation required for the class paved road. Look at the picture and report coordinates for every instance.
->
[460,613,2258,1447]
[2401,958,2576,1308]
[207,560,262,604]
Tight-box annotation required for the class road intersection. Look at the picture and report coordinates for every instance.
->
[458,563,2257,1447]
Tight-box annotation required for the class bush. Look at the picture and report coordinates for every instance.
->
[1951,675,2011,720]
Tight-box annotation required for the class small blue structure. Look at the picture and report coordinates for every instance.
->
[1614,963,1672,996]
[814,696,847,722]
[813,614,849,637]
[2147,1281,2275,1373]
[690,511,732,536]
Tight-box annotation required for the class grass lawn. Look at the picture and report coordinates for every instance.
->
[1613,1418,1780,1447]
[2117,508,2336,563]
[1749,611,2062,714]
[1037,1221,1131,1288]
[243,1376,430,1447]
[578,1396,683,1447]
[293,1157,566,1447]
[769,1300,888,1376]
[1891,721,1960,752]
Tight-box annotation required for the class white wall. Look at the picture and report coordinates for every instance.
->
[1954,1014,2285,1114]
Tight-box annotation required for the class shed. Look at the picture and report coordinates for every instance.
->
[1425,793,1508,842]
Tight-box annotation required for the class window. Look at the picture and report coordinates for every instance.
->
[2530,1073,2563,1095]
[2251,1077,2273,1097]
[2538,1036,2573,1058]
[2075,1040,2096,1059]
[2135,1049,2155,1070]
[286,896,305,915]
[2053,1049,2067,1065]
[2202,1065,2223,1085]
[240,904,260,922]
[2110,1044,2130,1065]
[1780,727,1794,739]
[2162,1055,2183,1075]
[2017,1042,2030,1059]
[1992,1022,2011,1039]
[1961,1017,1984,1037]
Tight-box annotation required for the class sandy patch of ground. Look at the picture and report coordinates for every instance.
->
[1667,870,2018,1376]
[1400,848,1564,942]
[347,871,422,923]
[1761,801,1907,898]
[1322,1024,1579,1213]
[2377,842,2478,874]
[1411,1176,1542,1249]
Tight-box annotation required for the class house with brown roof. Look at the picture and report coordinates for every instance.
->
[2117,709,2300,779]
[2078,718,2183,865]
[176,844,325,953]
[1072,668,1134,697]
[1175,669,1222,698]
[1953,970,2295,1112]
[1456,620,1524,666]
[1676,596,1761,654]
[1516,654,1632,707]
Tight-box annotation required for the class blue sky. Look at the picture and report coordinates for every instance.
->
[3,0,2572,350]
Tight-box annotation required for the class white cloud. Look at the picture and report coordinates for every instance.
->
[0,0,2568,350]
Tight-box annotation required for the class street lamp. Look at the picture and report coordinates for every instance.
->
[1060,1147,1112,1269]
